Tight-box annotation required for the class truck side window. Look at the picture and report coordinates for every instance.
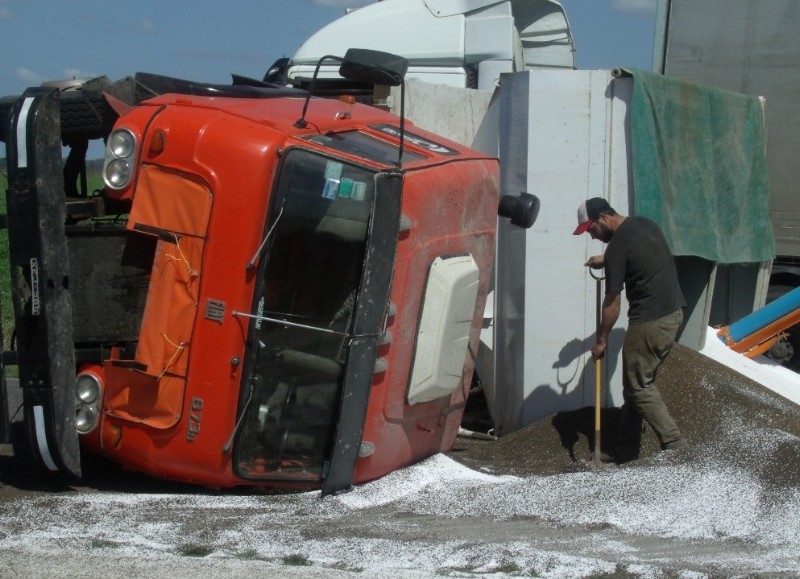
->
[235,150,375,480]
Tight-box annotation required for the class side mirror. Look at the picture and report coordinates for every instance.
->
[498,192,540,229]
[293,49,409,167]
[339,48,409,87]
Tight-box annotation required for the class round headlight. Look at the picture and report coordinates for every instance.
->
[76,404,99,435]
[76,373,100,404]
[104,158,132,189]
[108,129,136,158]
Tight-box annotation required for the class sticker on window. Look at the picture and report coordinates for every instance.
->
[351,181,366,201]
[338,177,354,199]
[337,178,366,201]
[322,161,343,199]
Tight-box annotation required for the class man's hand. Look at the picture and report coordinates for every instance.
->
[584,255,604,269]
[591,340,606,360]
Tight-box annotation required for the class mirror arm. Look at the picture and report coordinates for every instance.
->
[294,54,343,128]
[396,80,406,167]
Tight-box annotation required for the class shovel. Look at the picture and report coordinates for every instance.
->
[590,269,604,468]
[592,357,602,467]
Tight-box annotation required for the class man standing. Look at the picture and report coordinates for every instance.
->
[574,197,687,462]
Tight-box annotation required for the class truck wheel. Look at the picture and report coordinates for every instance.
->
[765,283,800,367]
[59,89,117,142]
[0,89,117,144]
[0,94,18,142]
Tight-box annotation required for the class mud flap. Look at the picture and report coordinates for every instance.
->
[321,172,402,495]
[5,88,80,476]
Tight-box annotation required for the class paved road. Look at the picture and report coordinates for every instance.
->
[1,346,799,577]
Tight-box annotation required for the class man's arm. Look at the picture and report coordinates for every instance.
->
[584,255,605,269]
[592,291,621,360]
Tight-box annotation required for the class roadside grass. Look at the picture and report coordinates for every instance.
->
[235,549,364,573]
[587,565,641,578]
[281,553,311,566]
[90,538,120,549]
[85,174,105,195]
[439,562,522,576]
[179,546,314,568]
[178,543,214,557]
[236,548,261,560]
[330,561,365,573]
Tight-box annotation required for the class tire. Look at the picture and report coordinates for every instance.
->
[59,89,117,143]
[0,94,19,142]
[0,89,117,144]
[1,72,297,145]
[765,283,800,365]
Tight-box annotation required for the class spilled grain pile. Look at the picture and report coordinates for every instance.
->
[450,344,800,486]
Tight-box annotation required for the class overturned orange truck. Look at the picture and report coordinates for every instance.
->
[0,51,537,493]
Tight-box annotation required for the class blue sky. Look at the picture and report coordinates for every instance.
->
[0,0,657,156]
[0,0,657,96]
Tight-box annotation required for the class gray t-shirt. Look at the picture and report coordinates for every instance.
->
[604,216,686,324]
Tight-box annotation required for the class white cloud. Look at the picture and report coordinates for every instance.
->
[612,0,656,14]
[16,67,41,83]
[139,19,154,33]
[310,0,374,8]
[0,7,12,19]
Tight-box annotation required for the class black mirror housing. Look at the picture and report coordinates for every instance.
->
[339,49,409,87]
[498,192,540,229]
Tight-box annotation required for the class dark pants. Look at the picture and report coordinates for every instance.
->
[615,309,684,454]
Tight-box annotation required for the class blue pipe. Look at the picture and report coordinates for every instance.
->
[721,285,800,344]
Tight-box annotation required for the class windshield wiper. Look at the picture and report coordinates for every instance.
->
[222,372,256,454]
[246,203,285,271]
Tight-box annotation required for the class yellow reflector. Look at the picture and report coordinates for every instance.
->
[149,129,166,156]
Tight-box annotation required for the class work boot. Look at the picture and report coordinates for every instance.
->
[614,445,639,464]
[597,450,616,463]
[661,437,688,451]
[597,443,639,465]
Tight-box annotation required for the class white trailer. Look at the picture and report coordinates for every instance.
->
[281,0,575,92]
[284,0,776,433]
[476,70,633,432]
[654,0,800,365]
[394,68,772,432]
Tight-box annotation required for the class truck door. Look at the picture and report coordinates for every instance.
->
[234,148,400,493]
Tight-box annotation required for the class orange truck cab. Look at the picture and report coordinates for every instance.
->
[0,50,537,493]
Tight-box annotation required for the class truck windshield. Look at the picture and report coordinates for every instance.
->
[235,149,375,481]
[307,130,424,165]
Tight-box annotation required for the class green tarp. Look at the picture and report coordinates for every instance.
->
[628,68,774,264]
